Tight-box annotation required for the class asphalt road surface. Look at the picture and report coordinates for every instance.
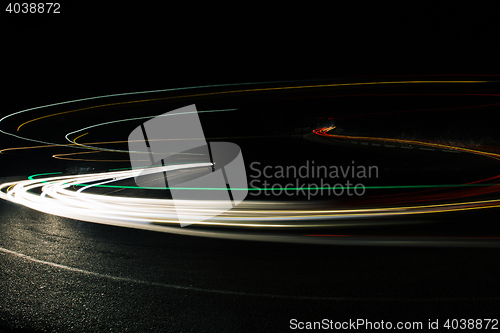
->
[1,197,500,332]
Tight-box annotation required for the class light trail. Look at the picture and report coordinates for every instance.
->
[1,78,500,246]
[17,81,486,133]
[1,165,500,247]
[0,80,486,151]
[313,126,500,160]
[312,126,500,203]
[1,164,500,231]
[64,108,238,153]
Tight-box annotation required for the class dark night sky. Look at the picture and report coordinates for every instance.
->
[2,3,495,98]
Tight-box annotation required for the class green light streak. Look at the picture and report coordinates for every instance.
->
[24,172,500,191]
[28,172,62,180]
[70,184,499,190]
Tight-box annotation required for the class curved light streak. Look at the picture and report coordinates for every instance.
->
[0,80,486,151]
[314,126,500,160]
[1,164,500,232]
[1,78,500,246]
[65,108,238,153]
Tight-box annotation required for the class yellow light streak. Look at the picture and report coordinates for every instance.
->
[16,81,486,131]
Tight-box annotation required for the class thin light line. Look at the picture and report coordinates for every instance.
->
[1,245,498,301]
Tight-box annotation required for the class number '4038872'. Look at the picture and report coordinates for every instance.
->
[5,3,60,14]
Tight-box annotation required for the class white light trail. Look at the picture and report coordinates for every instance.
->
[2,163,500,234]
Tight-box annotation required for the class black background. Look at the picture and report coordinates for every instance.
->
[2,2,496,112]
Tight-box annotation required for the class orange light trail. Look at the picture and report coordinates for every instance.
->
[16,81,486,132]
